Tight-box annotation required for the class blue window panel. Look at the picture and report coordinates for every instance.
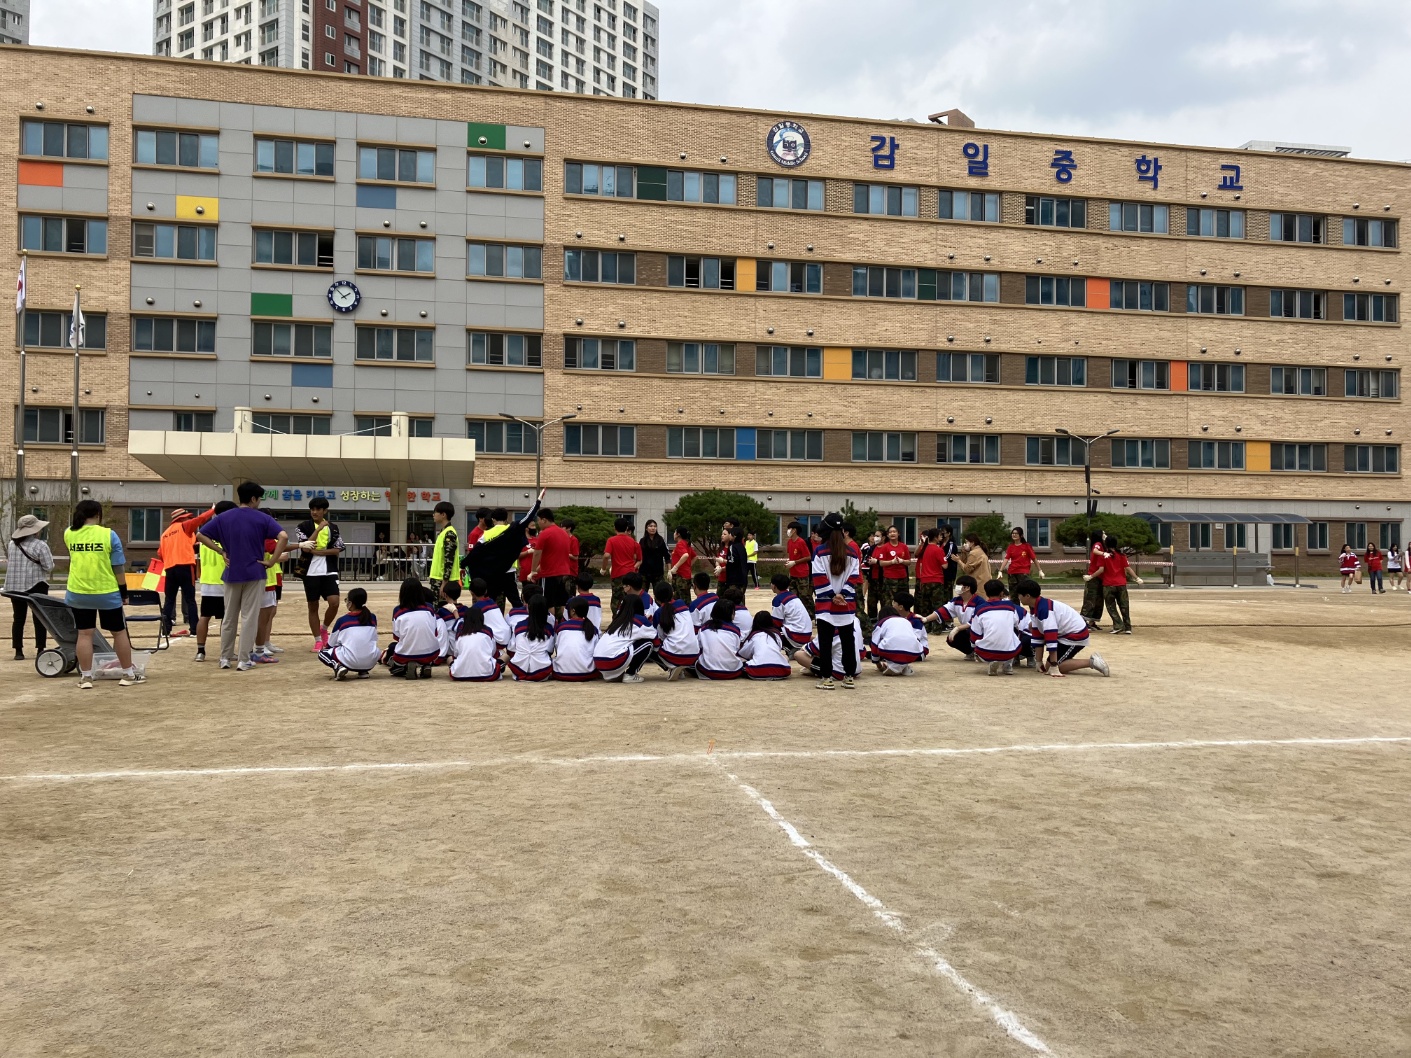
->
[356,184,397,209]
[291,363,334,388]
[735,426,756,460]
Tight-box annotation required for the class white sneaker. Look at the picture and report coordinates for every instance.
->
[1091,654,1110,677]
[666,666,684,681]
[78,674,94,690]
[816,676,836,690]
[1001,661,1014,675]
[119,672,146,687]
[621,673,645,684]
[236,661,256,671]
[841,675,856,690]
[219,658,231,669]
[263,643,285,654]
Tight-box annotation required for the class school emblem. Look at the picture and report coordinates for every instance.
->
[766,121,811,169]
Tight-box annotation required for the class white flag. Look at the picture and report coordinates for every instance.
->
[15,257,24,315]
[69,289,84,350]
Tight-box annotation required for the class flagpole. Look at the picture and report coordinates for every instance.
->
[15,251,25,520]
[70,284,80,511]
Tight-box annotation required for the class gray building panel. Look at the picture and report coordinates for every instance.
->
[293,108,340,139]
[218,102,255,132]
[17,186,62,212]
[396,117,439,147]
[251,105,299,135]
[133,95,180,125]
[175,98,223,128]
[63,165,109,191]
[355,114,399,143]
[132,169,179,196]
[506,126,545,153]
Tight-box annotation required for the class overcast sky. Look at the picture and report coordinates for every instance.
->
[31,0,1411,160]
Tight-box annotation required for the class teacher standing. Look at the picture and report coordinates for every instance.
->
[6,514,54,661]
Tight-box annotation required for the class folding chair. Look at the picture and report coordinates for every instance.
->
[124,586,171,652]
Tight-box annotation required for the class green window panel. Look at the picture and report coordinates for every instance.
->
[467,122,507,150]
[250,292,293,317]
[636,165,668,201]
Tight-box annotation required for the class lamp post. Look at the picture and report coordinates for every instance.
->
[499,412,576,494]
[1056,428,1119,532]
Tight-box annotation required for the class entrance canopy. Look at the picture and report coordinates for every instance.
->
[1134,512,1310,524]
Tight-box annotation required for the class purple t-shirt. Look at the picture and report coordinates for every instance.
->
[202,506,285,583]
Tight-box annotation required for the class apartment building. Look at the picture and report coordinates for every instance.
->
[4,47,1409,560]
[152,0,659,98]
[0,0,28,45]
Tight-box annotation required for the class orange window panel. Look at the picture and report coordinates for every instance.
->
[1170,361,1188,391]
[1085,277,1109,309]
[18,160,64,187]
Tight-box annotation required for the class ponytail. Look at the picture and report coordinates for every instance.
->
[654,580,676,635]
[567,597,598,640]
[828,528,848,576]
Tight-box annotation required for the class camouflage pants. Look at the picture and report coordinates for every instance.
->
[790,575,815,617]
[671,575,693,606]
[873,577,904,616]
[1080,577,1105,622]
[610,576,628,619]
[1103,585,1132,632]
[914,581,947,635]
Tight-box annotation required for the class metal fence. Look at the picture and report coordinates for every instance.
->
[337,542,434,582]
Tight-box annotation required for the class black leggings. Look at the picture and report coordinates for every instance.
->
[626,641,654,676]
[10,582,49,652]
[815,620,857,678]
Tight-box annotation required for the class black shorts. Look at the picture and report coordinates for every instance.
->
[303,574,340,602]
[200,596,225,619]
[74,606,126,632]
[542,575,571,608]
[1054,641,1087,664]
[274,583,283,602]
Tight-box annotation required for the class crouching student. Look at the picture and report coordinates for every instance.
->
[1015,579,1110,678]
[689,571,718,631]
[870,591,925,676]
[318,587,380,680]
[507,594,555,681]
[651,581,700,681]
[917,575,980,662]
[968,579,1023,676]
[385,576,442,679]
[449,607,503,681]
[738,611,792,680]
[553,597,599,681]
[468,577,512,650]
[770,573,814,659]
[695,598,744,680]
[509,583,556,637]
[594,594,655,683]
[794,616,866,681]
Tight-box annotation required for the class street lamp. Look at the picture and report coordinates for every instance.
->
[500,412,576,493]
[1056,428,1119,530]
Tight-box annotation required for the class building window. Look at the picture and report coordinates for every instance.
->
[1345,445,1400,473]
[1025,435,1078,466]
[853,183,919,217]
[252,321,333,357]
[254,137,335,176]
[932,270,998,302]
[1379,522,1402,550]
[134,128,217,168]
[1343,293,1398,322]
[852,348,918,381]
[1026,517,1051,549]
[658,169,736,204]
[470,154,544,191]
[254,229,334,268]
[564,162,634,196]
[1025,275,1085,307]
[19,216,108,256]
[1270,212,1325,244]
[756,176,824,211]
[1344,369,1399,399]
[1109,280,1169,311]
[564,336,634,370]
[354,416,394,437]
[851,265,917,299]
[22,311,106,350]
[1270,443,1327,472]
[1189,440,1246,470]
[666,342,735,374]
[1187,207,1244,239]
[133,316,215,353]
[467,242,543,279]
[756,345,821,378]
[563,249,635,284]
[937,352,1000,383]
[1025,356,1086,386]
[1345,522,1368,549]
[409,418,434,438]
[939,190,999,222]
[355,326,434,362]
[1109,201,1168,233]
[251,413,331,435]
[1186,285,1244,315]
[354,234,434,274]
[20,121,109,161]
[1188,363,1245,392]
[936,434,999,465]
[467,419,538,454]
[1112,359,1169,390]
[755,260,819,294]
[174,411,215,432]
[130,508,164,544]
[668,427,736,459]
[669,256,736,290]
[1270,366,1326,396]
[467,331,541,367]
[1269,289,1326,319]
[133,222,217,261]
[756,428,822,461]
[1308,522,1330,550]
[1188,523,1212,550]
[564,423,635,456]
[1025,195,1086,228]
[1344,217,1397,248]
[1271,523,1295,550]
[1112,438,1171,469]
[357,145,435,183]
[854,431,917,463]
[22,408,105,445]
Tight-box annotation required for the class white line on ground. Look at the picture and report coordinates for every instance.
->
[720,767,1054,1055]
[2,735,1407,785]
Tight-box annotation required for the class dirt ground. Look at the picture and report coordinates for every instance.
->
[2,585,1409,1057]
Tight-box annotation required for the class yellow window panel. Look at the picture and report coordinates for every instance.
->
[734,258,755,292]
[1244,441,1271,473]
[175,195,219,221]
[823,347,852,380]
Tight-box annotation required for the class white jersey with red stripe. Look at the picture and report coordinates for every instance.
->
[770,590,813,647]
[552,619,597,681]
[473,597,512,647]
[968,598,1023,662]
[1027,596,1089,649]
[449,628,502,681]
[870,612,924,672]
[653,602,700,666]
[738,630,792,679]
[696,623,744,678]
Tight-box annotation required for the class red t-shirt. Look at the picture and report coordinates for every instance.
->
[605,534,642,578]
[466,525,485,549]
[787,536,811,577]
[669,540,697,578]
[1006,543,1037,575]
[1367,550,1384,572]
[876,542,910,580]
[1086,543,1106,576]
[916,542,948,583]
[568,534,581,561]
[1100,551,1130,588]
[532,523,574,578]
[517,543,535,581]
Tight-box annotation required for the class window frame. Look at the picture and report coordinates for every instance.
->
[20,120,110,162]
[132,315,215,354]
[134,127,219,169]
[563,248,636,285]
[755,345,822,378]
[19,214,109,256]
[354,325,436,363]
[665,341,735,375]
[467,418,540,455]
[564,336,636,371]
[251,320,333,359]
[466,240,544,280]
[853,430,918,463]
[470,152,545,192]
[563,422,636,457]
[132,221,218,262]
[357,143,437,184]
[935,433,1000,465]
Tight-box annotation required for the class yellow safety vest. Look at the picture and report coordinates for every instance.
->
[198,542,227,586]
[431,524,459,582]
[64,524,119,596]
[265,551,280,588]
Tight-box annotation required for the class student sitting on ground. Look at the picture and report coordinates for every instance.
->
[386,576,442,680]
[435,579,468,662]
[769,572,814,658]
[689,571,718,631]
[652,580,700,681]
[468,577,512,649]
[622,571,658,620]
[794,615,867,680]
[552,597,599,681]
[318,587,380,680]
[593,594,656,683]
[738,611,792,680]
[1015,579,1109,678]
[917,575,980,662]
[507,593,555,681]
[571,573,602,631]
[696,598,744,680]
[449,606,503,681]
[721,585,751,633]
[508,583,556,637]
[870,591,925,676]
[967,579,1024,676]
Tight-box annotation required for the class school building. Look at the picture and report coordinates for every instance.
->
[3,46,1409,562]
